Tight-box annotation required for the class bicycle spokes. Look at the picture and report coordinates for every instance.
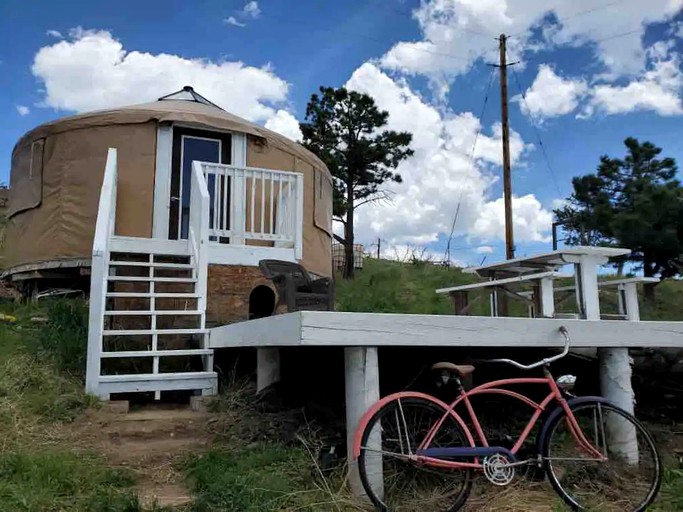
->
[544,403,660,511]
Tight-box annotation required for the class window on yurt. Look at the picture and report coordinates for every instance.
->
[8,138,44,217]
[314,168,333,235]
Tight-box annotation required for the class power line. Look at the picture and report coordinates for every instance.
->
[444,66,497,263]
[511,0,630,37]
[592,27,643,44]
[366,1,497,40]
[264,12,486,63]
[510,67,563,197]
[553,0,630,25]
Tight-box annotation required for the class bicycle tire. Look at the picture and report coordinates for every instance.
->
[357,396,473,512]
[541,401,661,511]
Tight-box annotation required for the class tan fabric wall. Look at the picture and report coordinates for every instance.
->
[5,123,157,269]
[247,137,332,277]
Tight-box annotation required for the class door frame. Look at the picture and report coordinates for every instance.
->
[152,123,247,239]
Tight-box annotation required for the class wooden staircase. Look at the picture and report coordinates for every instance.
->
[86,149,216,399]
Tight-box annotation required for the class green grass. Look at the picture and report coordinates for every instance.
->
[185,444,344,512]
[0,300,155,512]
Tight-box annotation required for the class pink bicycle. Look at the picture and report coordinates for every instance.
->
[353,327,661,511]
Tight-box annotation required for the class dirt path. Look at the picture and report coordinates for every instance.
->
[70,403,211,509]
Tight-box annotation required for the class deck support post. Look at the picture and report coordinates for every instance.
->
[573,256,638,462]
[256,347,281,393]
[345,346,381,500]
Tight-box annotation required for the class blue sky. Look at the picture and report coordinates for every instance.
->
[1,0,682,266]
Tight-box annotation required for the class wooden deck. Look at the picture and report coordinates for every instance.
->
[209,311,683,349]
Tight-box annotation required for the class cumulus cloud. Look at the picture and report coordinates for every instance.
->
[378,0,680,97]
[243,1,261,18]
[516,65,587,119]
[264,109,302,141]
[472,194,553,243]
[15,105,30,116]
[345,62,551,248]
[476,246,494,254]
[31,28,291,125]
[584,57,683,117]
[46,29,63,38]
[225,2,260,27]
[224,16,246,27]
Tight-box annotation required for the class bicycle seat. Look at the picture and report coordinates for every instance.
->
[431,362,475,377]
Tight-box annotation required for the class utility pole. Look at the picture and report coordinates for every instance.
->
[377,238,381,259]
[499,34,514,261]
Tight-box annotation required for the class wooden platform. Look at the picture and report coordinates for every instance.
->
[209,311,683,349]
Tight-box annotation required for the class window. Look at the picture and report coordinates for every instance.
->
[8,138,44,217]
[314,169,333,235]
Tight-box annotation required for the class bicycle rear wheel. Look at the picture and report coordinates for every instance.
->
[542,401,661,511]
[357,397,473,512]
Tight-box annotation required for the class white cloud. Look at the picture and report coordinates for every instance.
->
[378,0,680,97]
[31,28,291,125]
[584,57,683,117]
[243,1,261,18]
[264,109,302,141]
[476,246,494,254]
[516,65,587,119]
[472,194,553,243]
[345,62,551,248]
[224,16,246,27]
[46,29,63,38]
[15,105,30,116]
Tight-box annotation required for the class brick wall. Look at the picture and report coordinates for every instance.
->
[206,264,280,326]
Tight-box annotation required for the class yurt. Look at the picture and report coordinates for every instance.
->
[3,87,334,325]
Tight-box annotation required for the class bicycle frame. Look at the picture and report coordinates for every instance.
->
[412,367,606,470]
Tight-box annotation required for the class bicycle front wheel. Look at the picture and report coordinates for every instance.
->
[357,396,473,512]
[542,401,661,511]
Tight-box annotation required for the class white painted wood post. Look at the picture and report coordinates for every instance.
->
[86,148,118,399]
[539,277,555,318]
[256,347,281,393]
[621,283,640,322]
[574,256,638,463]
[345,347,382,499]
[294,174,304,260]
[232,170,246,245]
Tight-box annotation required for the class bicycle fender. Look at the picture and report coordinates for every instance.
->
[535,396,614,453]
[351,391,476,460]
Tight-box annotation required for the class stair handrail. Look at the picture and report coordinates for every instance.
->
[86,148,118,395]
[190,161,210,312]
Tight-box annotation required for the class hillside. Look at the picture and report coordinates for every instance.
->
[0,261,682,510]
[335,257,683,321]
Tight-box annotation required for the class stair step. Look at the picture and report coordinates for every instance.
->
[109,261,194,269]
[97,371,218,395]
[102,328,208,336]
[108,276,196,283]
[106,292,200,299]
[101,349,213,358]
[104,310,203,316]
[110,236,190,256]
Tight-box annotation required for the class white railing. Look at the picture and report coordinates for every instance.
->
[199,162,304,259]
[190,162,210,312]
[85,148,118,395]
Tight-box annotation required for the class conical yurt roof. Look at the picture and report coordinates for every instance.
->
[13,87,329,175]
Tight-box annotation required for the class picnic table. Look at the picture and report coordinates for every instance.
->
[436,247,657,321]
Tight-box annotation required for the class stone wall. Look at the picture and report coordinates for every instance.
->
[206,264,279,326]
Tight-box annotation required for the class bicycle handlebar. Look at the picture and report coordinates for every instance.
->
[486,326,570,370]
